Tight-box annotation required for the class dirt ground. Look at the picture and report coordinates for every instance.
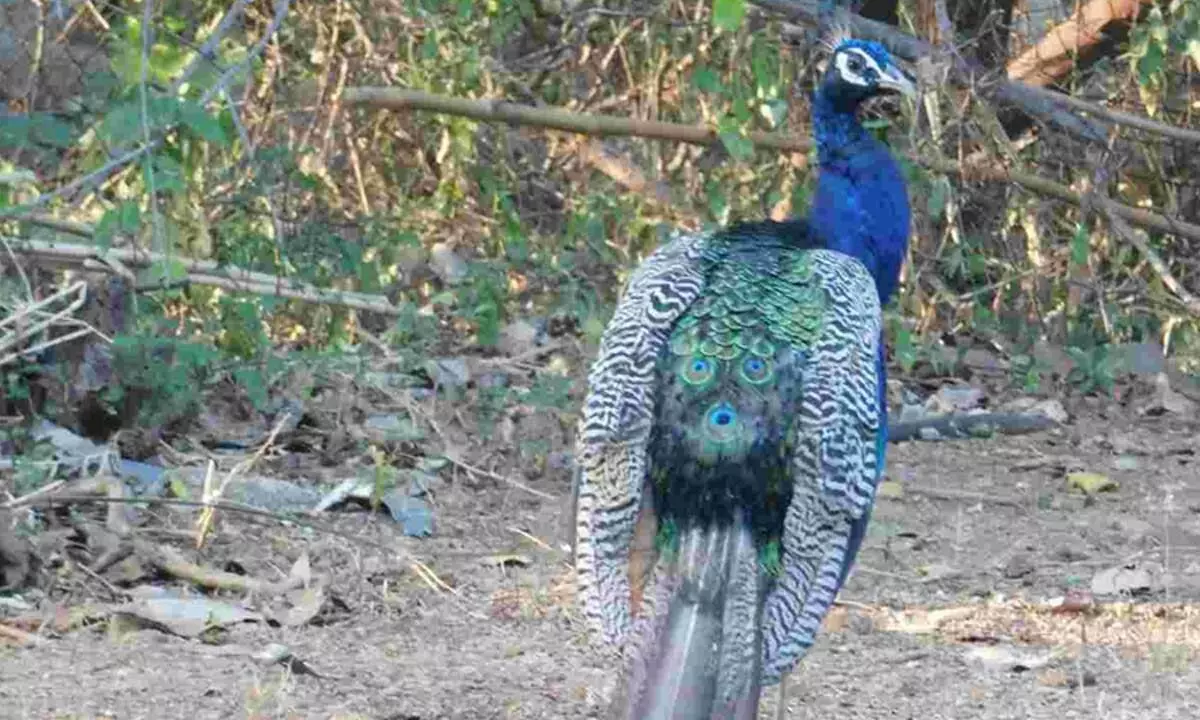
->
[2,404,1198,720]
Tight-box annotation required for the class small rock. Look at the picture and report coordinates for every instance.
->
[1112,455,1140,470]
[1002,554,1035,579]
[430,242,468,284]
[1030,398,1069,424]
[966,645,1052,672]
[427,357,470,389]
[1139,372,1197,417]
[498,319,544,356]
[1046,588,1096,614]
[1053,544,1090,562]
[918,562,961,582]
[847,610,876,635]
[925,385,985,414]
[1091,563,1157,597]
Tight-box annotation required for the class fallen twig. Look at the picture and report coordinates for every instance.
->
[138,539,301,596]
[3,479,67,510]
[445,455,558,502]
[889,411,1060,443]
[195,410,294,548]
[0,281,93,368]
[903,484,1027,508]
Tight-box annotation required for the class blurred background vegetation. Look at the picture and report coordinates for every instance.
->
[1,0,1198,451]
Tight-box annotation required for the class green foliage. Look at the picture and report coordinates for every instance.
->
[104,334,220,428]
[712,0,747,31]
[5,0,1200,446]
[1065,344,1115,396]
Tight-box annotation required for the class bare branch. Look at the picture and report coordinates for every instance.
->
[170,0,254,94]
[5,237,402,316]
[1096,198,1200,316]
[343,88,810,152]
[343,87,1200,245]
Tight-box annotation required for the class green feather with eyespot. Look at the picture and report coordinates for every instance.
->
[648,237,831,568]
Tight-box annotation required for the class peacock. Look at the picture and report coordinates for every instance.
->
[572,35,915,720]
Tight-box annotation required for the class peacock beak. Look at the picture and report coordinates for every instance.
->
[878,64,917,98]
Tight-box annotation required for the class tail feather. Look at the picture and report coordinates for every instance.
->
[617,514,765,720]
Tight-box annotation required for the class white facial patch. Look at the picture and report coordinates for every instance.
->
[835,48,886,88]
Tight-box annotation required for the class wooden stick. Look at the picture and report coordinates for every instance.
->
[5,237,402,316]
[342,87,1200,246]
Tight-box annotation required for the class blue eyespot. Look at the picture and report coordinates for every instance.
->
[707,404,737,428]
[739,355,773,385]
[681,355,716,386]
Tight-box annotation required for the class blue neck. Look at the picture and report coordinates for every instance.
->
[807,87,909,306]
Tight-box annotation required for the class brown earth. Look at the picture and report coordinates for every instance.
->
[1,404,1198,720]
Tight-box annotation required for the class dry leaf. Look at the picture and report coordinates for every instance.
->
[1066,472,1117,495]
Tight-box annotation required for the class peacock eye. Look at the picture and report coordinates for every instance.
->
[846,54,864,73]
[680,355,717,386]
[707,404,737,428]
[739,355,773,385]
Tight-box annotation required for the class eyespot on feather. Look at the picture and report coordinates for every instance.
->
[739,355,774,385]
[680,356,717,388]
[704,403,740,438]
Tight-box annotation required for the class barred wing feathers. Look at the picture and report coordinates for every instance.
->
[763,250,882,681]
[573,230,709,647]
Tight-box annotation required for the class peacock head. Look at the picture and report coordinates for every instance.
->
[818,37,916,113]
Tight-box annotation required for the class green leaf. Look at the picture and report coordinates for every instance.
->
[30,113,75,148]
[0,114,32,147]
[717,114,755,162]
[712,0,746,31]
[1070,223,1089,268]
[926,177,948,220]
[178,101,229,146]
[140,258,188,285]
[1138,40,1165,85]
[693,66,723,94]
[95,201,142,250]
[119,200,140,231]
[145,153,185,194]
